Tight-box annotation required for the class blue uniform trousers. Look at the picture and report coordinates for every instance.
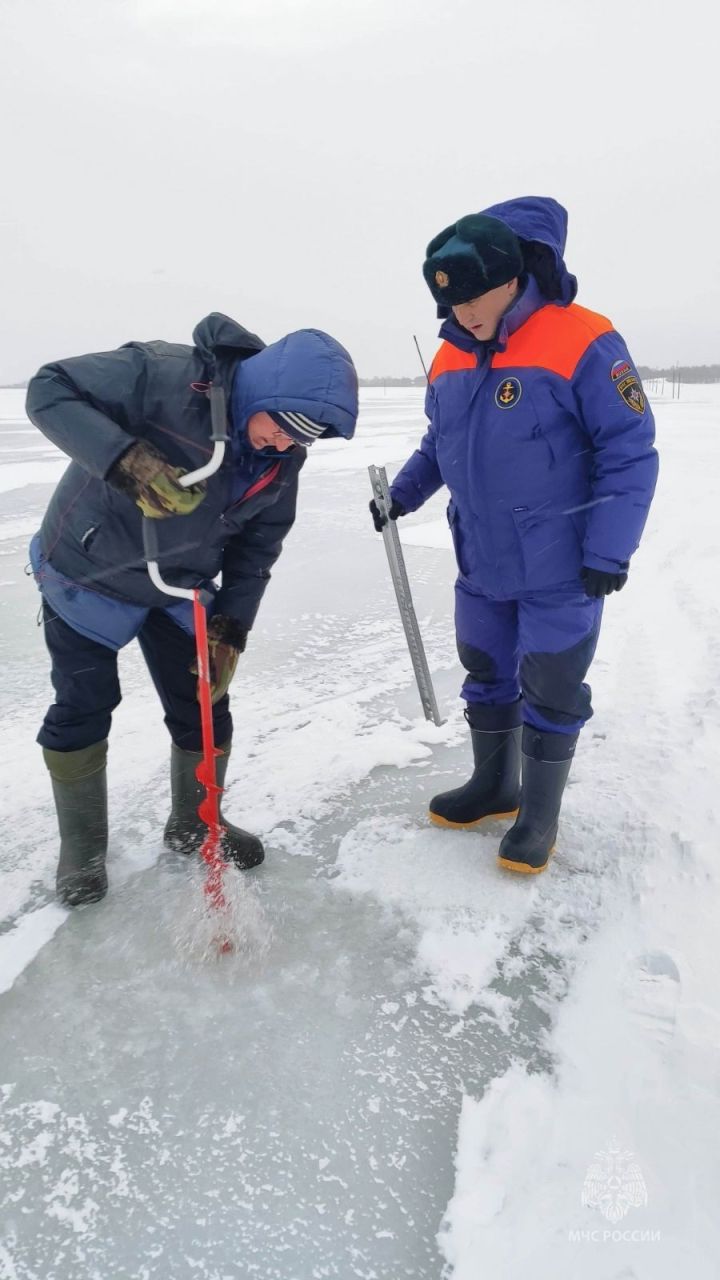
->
[455,581,603,735]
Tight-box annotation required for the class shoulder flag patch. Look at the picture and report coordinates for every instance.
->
[610,357,645,413]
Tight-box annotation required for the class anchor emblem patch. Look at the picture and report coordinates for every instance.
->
[495,377,522,409]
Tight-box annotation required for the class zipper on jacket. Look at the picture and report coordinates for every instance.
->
[220,461,283,521]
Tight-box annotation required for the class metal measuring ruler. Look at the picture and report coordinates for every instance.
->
[368,465,445,726]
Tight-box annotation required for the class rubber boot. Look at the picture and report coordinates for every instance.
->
[429,702,522,828]
[164,743,264,869]
[43,742,109,907]
[497,727,579,874]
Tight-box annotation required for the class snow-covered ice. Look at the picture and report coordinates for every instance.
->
[1,385,719,1278]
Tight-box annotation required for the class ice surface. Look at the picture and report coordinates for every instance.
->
[1,386,719,1277]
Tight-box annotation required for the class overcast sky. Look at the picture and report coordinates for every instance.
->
[1,0,718,382]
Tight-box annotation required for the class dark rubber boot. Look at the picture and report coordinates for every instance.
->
[164,743,264,869]
[429,702,522,828]
[43,742,109,907]
[497,728,579,874]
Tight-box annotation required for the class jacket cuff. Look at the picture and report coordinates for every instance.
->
[389,481,421,514]
[102,437,143,483]
[212,588,260,633]
[582,550,630,573]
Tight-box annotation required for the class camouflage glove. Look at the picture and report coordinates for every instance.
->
[108,441,207,519]
[191,614,248,705]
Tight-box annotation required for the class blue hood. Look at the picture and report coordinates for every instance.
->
[232,329,358,442]
[482,196,577,304]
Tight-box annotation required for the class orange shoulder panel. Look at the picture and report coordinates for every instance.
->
[429,342,477,383]
[492,303,614,380]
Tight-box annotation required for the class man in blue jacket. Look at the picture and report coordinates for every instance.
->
[371,197,658,874]
[27,314,358,906]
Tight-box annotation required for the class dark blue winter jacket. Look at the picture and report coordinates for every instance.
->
[391,197,659,599]
[27,315,358,644]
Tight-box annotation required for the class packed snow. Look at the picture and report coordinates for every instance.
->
[1,385,719,1278]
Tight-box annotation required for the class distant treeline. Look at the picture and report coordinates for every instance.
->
[3,375,429,391]
[3,365,719,391]
[358,376,427,387]
[363,367,720,387]
[637,365,720,384]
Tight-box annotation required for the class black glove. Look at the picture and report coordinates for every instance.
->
[369,498,406,532]
[580,566,628,598]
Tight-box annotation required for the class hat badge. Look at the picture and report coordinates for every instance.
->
[435,270,450,288]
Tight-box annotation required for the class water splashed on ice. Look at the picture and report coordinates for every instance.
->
[169,866,274,965]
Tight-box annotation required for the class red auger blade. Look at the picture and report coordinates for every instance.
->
[192,590,232,948]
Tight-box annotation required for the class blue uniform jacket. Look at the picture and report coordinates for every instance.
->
[391,198,659,600]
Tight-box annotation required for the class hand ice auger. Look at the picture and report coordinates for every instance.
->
[142,384,230,916]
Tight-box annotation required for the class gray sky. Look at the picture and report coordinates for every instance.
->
[1,0,718,382]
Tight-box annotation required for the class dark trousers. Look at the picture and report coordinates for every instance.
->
[38,603,232,753]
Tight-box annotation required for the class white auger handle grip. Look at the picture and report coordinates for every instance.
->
[143,384,228,596]
[178,383,228,488]
[141,519,195,599]
[179,440,225,489]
